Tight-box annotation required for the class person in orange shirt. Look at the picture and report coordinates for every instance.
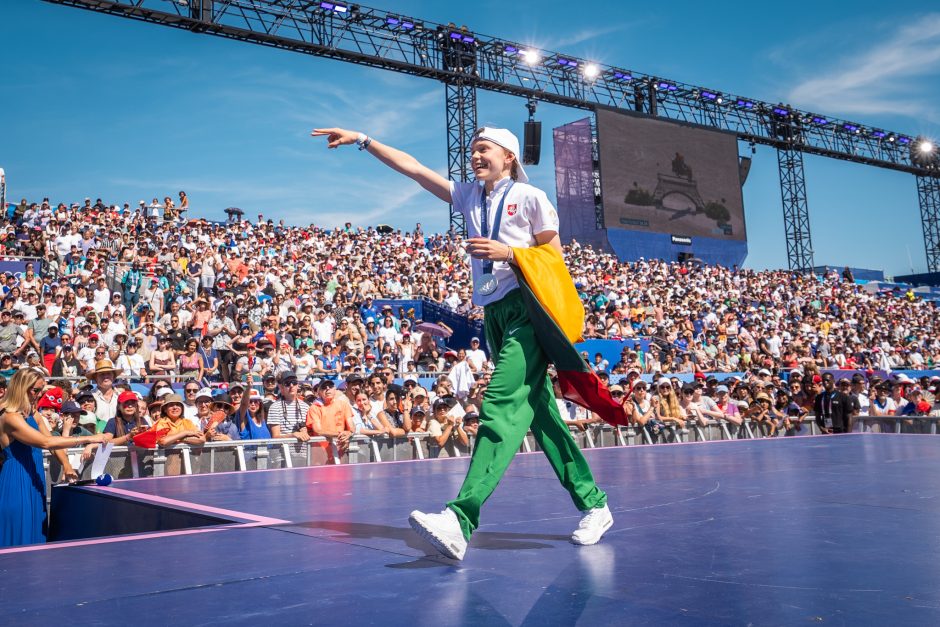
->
[154,394,205,447]
[305,379,354,464]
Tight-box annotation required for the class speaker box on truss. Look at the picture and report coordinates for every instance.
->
[523,121,541,165]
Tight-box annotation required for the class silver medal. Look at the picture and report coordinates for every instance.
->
[475,272,499,296]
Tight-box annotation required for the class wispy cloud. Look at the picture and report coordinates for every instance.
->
[543,23,634,50]
[786,14,940,121]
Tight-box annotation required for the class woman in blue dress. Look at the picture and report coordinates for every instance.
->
[0,368,112,547]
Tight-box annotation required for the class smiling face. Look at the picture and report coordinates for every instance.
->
[470,139,514,185]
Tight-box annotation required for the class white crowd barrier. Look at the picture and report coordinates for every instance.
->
[41,415,940,498]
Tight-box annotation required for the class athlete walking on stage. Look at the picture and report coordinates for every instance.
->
[312,125,612,560]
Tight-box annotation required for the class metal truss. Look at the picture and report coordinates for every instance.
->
[42,0,940,265]
[777,147,814,272]
[44,0,933,177]
[917,176,940,272]
[444,80,476,234]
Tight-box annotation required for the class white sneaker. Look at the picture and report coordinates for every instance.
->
[409,507,468,560]
[570,504,613,546]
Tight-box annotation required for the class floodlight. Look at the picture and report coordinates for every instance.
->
[583,64,600,79]
[919,141,935,154]
[521,49,540,65]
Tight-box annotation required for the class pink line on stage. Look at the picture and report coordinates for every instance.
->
[0,486,290,556]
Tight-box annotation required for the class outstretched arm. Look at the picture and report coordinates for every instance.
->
[311,128,452,204]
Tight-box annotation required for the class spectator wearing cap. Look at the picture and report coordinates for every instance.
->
[236,388,272,440]
[267,370,311,442]
[466,336,487,372]
[869,383,896,430]
[653,379,687,430]
[51,343,82,380]
[712,385,743,426]
[99,390,147,450]
[343,373,366,407]
[206,392,240,441]
[192,387,215,430]
[305,379,355,463]
[37,324,62,374]
[74,391,101,433]
[678,384,709,429]
[58,400,93,441]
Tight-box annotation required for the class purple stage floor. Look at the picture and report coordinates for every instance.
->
[2,434,940,625]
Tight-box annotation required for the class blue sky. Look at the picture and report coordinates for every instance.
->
[2,0,939,276]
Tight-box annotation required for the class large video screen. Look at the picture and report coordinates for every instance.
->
[596,109,746,242]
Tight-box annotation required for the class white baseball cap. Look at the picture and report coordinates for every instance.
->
[471,127,529,184]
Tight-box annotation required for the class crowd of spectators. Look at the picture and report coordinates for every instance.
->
[2,193,940,471]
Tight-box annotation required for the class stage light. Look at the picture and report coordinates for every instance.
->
[557,57,579,68]
[871,130,887,139]
[842,123,860,133]
[887,135,896,143]
[700,90,719,102]
[461,35,475,44]
[386,15,400,25]
[656,81,677,91]
[812,116,829,126]
[449,31,463,40]
[612,70,632,81]
[897,136,912,145]
[772,106,790,117]
[735,99,754,109]
[320,1,347,13]
[503,44,518,54]
[919,140,935,154]
[521,49,540,65]
[583,64,600,79]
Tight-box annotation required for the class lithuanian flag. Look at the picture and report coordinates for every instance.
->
[512,245,630,427]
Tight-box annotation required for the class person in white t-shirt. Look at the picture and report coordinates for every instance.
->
[466,336,487,372]
[312,125,610,561]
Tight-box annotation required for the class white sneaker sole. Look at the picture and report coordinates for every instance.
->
[408,512,467,560]
[570,514,614,546]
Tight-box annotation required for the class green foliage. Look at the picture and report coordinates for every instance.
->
[704,201,731,223]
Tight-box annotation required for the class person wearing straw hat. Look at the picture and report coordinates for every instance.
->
[90,358,121,427]
[312,125,610,561]
[153,393,204,477]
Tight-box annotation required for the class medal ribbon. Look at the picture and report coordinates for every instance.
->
[479,182,514,275]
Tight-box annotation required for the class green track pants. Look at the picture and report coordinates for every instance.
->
[447,289,607,540]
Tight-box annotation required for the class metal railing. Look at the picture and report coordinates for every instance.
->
[41,414,939,498]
